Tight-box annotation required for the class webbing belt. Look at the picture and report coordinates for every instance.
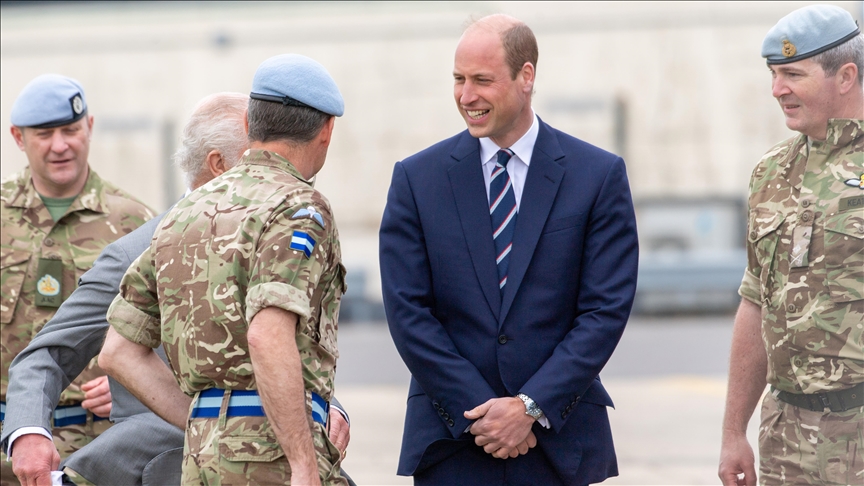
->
[190,388,329,426]
[772,382,864,412]
[0,401,108,427]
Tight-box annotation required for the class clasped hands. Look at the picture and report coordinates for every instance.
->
[464,397,537,459]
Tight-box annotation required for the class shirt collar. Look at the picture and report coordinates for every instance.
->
[479,111,540,166]
[4,165,106,214]
[239,148,311,185]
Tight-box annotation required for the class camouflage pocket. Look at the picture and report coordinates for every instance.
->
[313,421,346,485]
[757,393,783,466]
[0,248,31,324]
[824,210,864,302]
[748,211,785,303]
[220,435,284,462]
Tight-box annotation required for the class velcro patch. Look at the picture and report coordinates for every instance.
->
[839,196,864,212]
[291,206,325,229]
[289,231,316,258]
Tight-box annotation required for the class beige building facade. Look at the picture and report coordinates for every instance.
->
[2,1,861,300]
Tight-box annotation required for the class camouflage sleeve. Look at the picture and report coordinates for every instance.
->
[107,245,162,348]
[738,173,762,306]
[245,201,333,324]
[738,269,761,305]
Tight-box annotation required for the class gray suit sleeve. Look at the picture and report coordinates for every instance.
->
[2,237,134,440]
[1,216,185,485]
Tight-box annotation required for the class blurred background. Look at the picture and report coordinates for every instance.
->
[2,1,861,484]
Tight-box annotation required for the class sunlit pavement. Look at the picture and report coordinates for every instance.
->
[336,316,759,485]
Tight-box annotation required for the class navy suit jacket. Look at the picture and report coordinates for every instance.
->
[379,119,638,485]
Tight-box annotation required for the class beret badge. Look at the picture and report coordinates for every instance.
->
[70,94,84,115]
[782,39,796,58]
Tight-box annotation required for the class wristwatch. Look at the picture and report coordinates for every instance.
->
[516,393,544,421]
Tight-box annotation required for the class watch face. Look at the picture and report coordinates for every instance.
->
[518,394,542,419]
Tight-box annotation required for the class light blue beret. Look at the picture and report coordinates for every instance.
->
[10,74,88,128]
[762,5,860,65]
[250,54,344,117]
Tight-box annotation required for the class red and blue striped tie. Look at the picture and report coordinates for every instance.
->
[490,148,517,294]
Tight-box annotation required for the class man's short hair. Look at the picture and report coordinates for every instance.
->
[174,92,248,189]
[502,23,538,80]
[812,33,864,84]
[246,100,330,145]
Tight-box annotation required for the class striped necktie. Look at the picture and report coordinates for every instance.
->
[489,148,517,294]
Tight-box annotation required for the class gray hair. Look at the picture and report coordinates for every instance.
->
[174,92,249,189]
[812,33,864,84]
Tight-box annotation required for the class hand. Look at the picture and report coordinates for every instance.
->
[464,397,536,459]
[81,375,112,417]
[328,408,350,454]
[507,431,537,458]
[11,434,60,486]
[718,430,757,486]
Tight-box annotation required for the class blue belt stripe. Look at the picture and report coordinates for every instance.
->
[0,401,105,426]
[52,404,109,427]
[311,394,328,426]
[191,389,328,426]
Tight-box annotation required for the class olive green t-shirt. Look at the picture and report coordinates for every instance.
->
[39,195,77,221]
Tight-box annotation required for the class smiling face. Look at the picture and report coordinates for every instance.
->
[453,27,535,148]
[769,58,842,140]
[10,116,93,198]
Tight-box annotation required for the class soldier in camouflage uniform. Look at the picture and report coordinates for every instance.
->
[0,75,153,485]
[101,54,347,486]
[719,6,864,486]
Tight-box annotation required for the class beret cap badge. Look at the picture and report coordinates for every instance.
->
[70,94,84,115]
[781,39,796,58]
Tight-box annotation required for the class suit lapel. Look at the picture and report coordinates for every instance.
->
[500,121,565,324]
[447,132,501,319]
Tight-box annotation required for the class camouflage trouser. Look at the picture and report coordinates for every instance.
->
[759,392,864,485]
[0,417,109,486]
[182,407,345,485]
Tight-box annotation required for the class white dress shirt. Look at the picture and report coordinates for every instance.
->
[479,112,540,210]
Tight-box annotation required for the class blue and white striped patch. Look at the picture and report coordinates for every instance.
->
[289,231,317,258]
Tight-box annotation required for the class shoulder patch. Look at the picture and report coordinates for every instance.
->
[291,205,326,229]
[289,230,317,258]
[844,174,864,189]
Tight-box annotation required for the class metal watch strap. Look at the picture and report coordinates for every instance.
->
[516,393,543,420]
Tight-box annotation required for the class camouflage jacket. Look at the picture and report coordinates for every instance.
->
[108,149,345,405]
[1,167,153,405]
[739,119,863,394]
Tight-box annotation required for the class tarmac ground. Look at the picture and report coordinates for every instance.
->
[335,315,761,485]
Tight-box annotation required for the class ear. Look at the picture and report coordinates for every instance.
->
[10,126,26,150]
[836,62,859,95]
[520,62,535,94]
[205,149,227,178]
[85,115,94,138]
[244,111,249,134]
[318,116,336,146]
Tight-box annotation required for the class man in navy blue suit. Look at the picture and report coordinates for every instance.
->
[379,13,639,486]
